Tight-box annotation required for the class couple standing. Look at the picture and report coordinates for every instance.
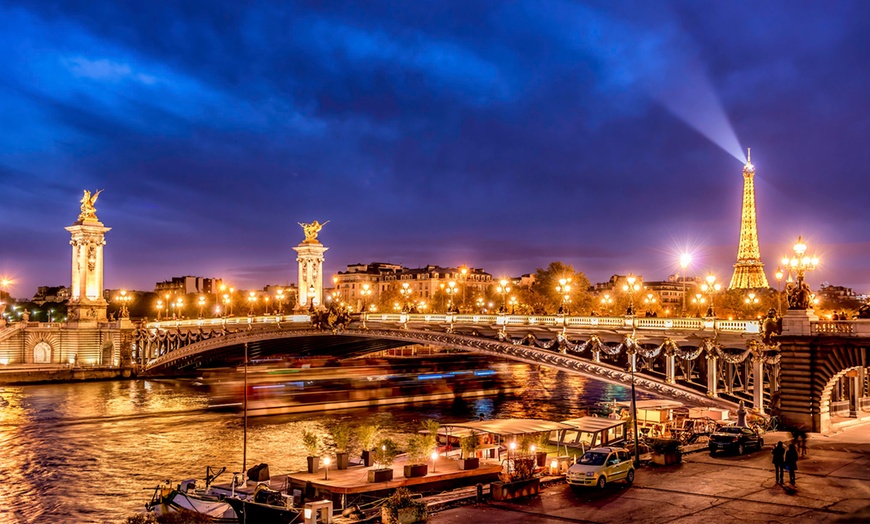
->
[772,442,798,485]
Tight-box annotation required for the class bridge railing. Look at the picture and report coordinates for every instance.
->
[811,319,870,336]
[146,312,763,335]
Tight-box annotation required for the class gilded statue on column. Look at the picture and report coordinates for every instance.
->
[298,220,329,243]
[78,189,104,222]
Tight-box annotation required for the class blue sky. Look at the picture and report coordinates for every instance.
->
[2,0,869,297]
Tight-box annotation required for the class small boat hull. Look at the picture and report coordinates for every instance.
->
[147,487,237,523]
[225,497,301,524]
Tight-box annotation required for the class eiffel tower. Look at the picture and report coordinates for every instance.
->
[729,149,769,289]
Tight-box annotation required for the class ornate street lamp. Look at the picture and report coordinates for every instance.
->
[156,299,164,321]
[509,296,518,315]
[116,289,131,318]
[622,274,640,316]
[197,295,206,318]
[556,277,572,314]
[399,282,412,312]
[460,265,469,312]
[781,236,819,310]
[700,273,721,317]
[692,293,705,317]
[744,292,760,317]
[248,291,257,315]
[276,288,285,314]
[445,281,458,312]
[360,283,372,313]
[496,279,511,313]
[600,293,613,315]
[774,268,784,314]
[679,253,691,316]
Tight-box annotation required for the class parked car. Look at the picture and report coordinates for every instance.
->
[708,426,764,455]
[566,447,635,489]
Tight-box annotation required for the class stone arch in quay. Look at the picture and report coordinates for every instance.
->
[778,337,868,433]
[33,341,52,364]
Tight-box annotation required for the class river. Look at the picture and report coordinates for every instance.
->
[0,361,650,523]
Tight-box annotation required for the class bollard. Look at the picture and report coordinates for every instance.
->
[476,483,483,503]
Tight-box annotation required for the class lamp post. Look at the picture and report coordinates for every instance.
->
[460,265,468,312]
[175,297,184,319]
[308,284,316,311]
[431,451,438,473]
[629,346,641,467]
[644,292,657,315]
[700,274,721,317]
[556,277,572,314]
[600,293,613,315]
[497,279,511,313]
[116,289,131,318]
[679,253,691,316]
[781,236,819,310]
[198,295,206,318]
[476,297,484,313]
[445,281,457,313]
[360,283,372,313]
[323,456,330,480]
[399,282,412,312]
[247,292,257,315]
[156,299,163,320]
[509,296,518,315]
[744,292,760,317]
[774,267,784,314]
[692,293,705,317]
[622,274,640,316]
[276,288,285,314]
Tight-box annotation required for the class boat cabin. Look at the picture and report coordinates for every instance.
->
[615,399,684,437]
[551,417,627,452]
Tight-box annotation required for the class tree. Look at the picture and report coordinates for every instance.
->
[527,262,592,315]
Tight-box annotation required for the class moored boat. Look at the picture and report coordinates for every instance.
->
[146,477,237,523]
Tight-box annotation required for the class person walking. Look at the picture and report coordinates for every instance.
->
[771,442,786,484]
[785,443,799,485]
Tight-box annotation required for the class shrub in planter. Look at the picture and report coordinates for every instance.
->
[368,438,399,483]
[403,435,429,478]
[302,430,320,474]
[328,421,353,470]
[459,431,480,470]
[358,424,379,467]
[381,487,428,524]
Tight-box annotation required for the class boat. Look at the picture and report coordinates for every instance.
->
[146,469,237,523]
[224,484,301,524]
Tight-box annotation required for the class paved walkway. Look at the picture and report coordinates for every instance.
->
[428,424,870,523]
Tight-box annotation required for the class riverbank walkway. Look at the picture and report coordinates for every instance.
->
[427,422,870,523]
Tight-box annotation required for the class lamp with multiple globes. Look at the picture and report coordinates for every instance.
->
[781,236,819,309]
[497,279,511,313]
[360,283,372,313]
[622,274,640,316]
[691,293,706,317]
[399,282,412,312]
[156,299,164,320]
[600,293,613,315]
[509,296,518,315]
[744,292,760,317]
[700,273,721,317]
[774,268,784,314]
[556,277,572,314]
[247,291,257,315]
[197,295,206,318]
[116,289,131,318]
[276,288,285,314]
[445,281,457,312]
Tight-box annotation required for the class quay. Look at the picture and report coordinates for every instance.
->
[0,363,134,384]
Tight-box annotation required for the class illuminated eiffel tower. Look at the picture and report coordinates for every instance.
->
[729,149,769,289]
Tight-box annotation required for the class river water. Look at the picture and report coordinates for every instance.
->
[0,362,649,523]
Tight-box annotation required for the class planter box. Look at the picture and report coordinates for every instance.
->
[491,477,540,501]
[458,458,479,470]
[403,464,429,478]
[535,451,548,468]
[381,505,428,524]
[651,451,682,466]
[368,468,394,483]
[362,449,374,467]
[307,456,319,474]
[336,452,349,470]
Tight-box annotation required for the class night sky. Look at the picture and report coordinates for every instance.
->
[2,1,869,298]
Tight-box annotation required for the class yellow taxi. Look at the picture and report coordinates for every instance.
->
[566,447,635,489]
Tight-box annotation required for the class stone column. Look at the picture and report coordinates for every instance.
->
[293,242,328,311]
[665,355,676,384]
[65,217,111,325]
[706,355,718,398]
[753,356,765,415]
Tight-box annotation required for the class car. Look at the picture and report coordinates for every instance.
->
[566,447,635,489]
[708,425,764,455]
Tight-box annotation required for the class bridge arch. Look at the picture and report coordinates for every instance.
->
[140,326,737,410]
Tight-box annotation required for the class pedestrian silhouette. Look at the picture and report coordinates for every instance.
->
[771,442,785,484]
[785,443,798,485]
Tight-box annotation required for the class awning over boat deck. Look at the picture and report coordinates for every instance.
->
[441,418,577,436]
[614,400,684,410]
[560,416,626,432]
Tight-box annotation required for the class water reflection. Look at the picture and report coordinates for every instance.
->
[0,363,652,523]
